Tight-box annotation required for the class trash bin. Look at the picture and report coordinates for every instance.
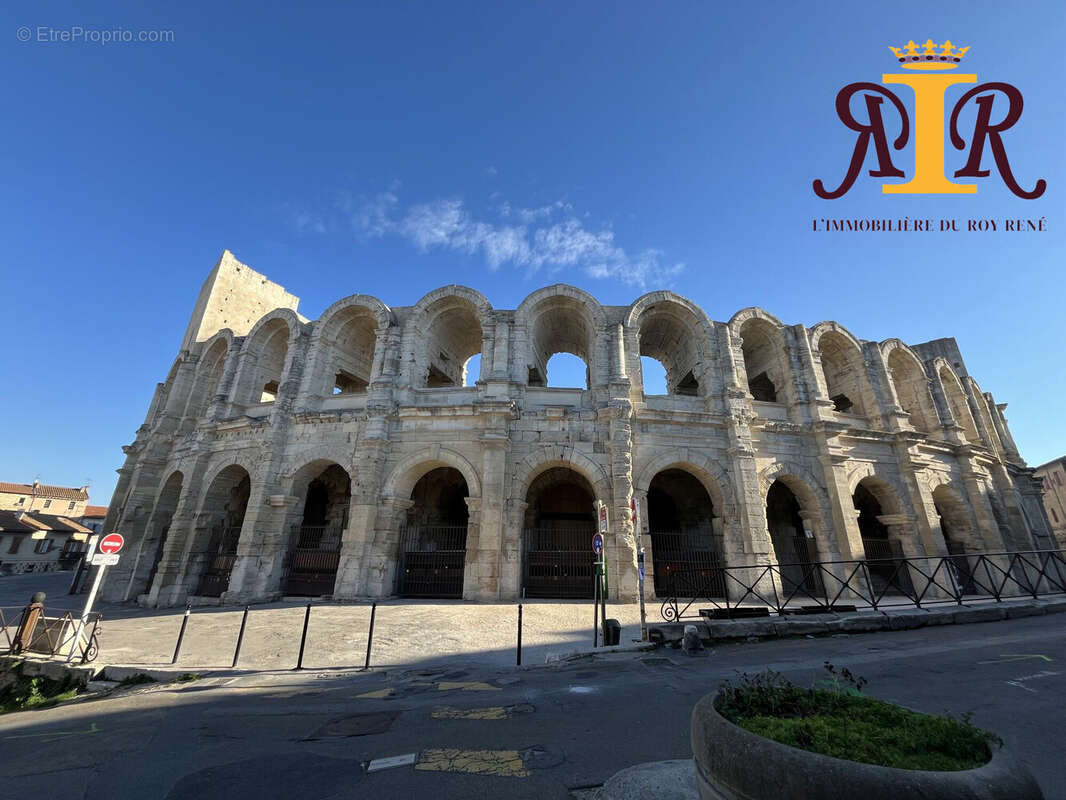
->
[604,618,621,646]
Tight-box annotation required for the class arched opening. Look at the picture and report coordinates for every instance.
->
[544,353,589,388]
[933,484,977,594]
[421,298,483,388]
[853,479,912,596]
[637,303,703,396]
[184,339,228,421]
[526,297,594,389]
[463,354,481,387]
[193,466,250,597]
[939,368,981,444]
[886,348,937,433]
[740,319,788,404]
[248,318,290,403]
[647,469,723,598]
[766,480,824,599]
[284,463,350,596]
[523,467,597,598]
[818,332,868,418]
[324,306,377,394]
[146,471,183,594]
[397,467,469,598]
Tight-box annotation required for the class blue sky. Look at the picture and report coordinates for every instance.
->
[1,1,1062,504]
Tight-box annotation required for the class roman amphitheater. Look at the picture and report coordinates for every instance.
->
[100,250,1054,607]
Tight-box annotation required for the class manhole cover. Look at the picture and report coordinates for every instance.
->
[309,711,400,738]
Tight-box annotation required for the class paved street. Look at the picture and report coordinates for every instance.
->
[1,613,1064,799]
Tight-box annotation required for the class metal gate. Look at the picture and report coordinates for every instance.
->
[861,537,915,596]
[771,533,825,600]
[197,526,241,597]
[282,525,341,596]
[650,528,726,598]
[523,524,595,599]
[396,524,467,598]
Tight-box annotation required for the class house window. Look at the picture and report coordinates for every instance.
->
[7,538,20,554]
[16,497,25,506]
[34,539,51,555]
[68,501,76,511]
[1053,508,1060,523]
[43,499,52,508]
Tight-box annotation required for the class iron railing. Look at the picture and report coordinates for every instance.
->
[0,604,102,663]
[396,523,468,598]
[523,525,596,599]
[282,526,343,596]
[196,526,242,597]
[659,548,1066,622]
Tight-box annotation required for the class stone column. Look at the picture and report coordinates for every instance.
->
[501,499,526,599]
[364,497,414,598]
[460,496,485,599]
[224,487,296,603]
[468,434,509,600]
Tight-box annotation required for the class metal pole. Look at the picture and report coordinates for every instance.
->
[68,562,108,663]
[363,602,377,669]
[295,602,312,670]
[516,604,523,666]
[231,606,249,668]
[599,555,607,645]
[592,569,599,648]
[171,604,191,665]
[637,547,648,641]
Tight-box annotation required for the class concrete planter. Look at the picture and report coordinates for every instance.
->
[691,691,1044,800]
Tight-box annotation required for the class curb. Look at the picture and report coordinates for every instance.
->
[647,597,1065,648]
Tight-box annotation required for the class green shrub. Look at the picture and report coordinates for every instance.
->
[117,673,156,687]
[715,664,998,772]
[0,664,80,714]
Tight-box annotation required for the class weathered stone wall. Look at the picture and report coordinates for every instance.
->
[99,252,1055,606]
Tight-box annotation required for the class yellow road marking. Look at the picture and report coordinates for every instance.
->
[356,687,394,698]
[432,705,508,720]
[436,681,500,692]
[416,748,529,777]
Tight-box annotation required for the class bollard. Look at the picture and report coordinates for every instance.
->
[171,604,192,665]
[364,602,377,670]
[231,606,250,669]
[13,592,46,655]
[516,603,523,666]
[295,603,312,670]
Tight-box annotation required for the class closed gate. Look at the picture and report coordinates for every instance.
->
[396,524,467,598]
[282,526,341,596]
[771,533,825,600]
[197,526,241,597]
[861,537,915,596]
[523,525,595,599]
[650,528,726,599]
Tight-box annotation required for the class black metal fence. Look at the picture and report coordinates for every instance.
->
[282,526,343,597]
[196,526,242,597]
[523,525,595,599]
[659,548,1066,622]
[649,529,726,599]
[0,604,101,663]
[396,524,468,598]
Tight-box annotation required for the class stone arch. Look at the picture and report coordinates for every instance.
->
[382,446,483,501]
[280,458,352,596]
[235,308,301,404]
[516,285,606,388]
[933,359,981,444]
[634,450,734,516]
[730,308,795,406]
[882,340,939,433]
[186,463,252,597]
[965,376,1004,453]
[846,464,906,515]
[809,323,876,421]
[757,463,829,529]
[931,482,978,550]
[626,292,715,397]
[760,466,831,597]
[410,287,492,388]
[514,445,612,505]
[310,295,390,396]
[184,333,232,420]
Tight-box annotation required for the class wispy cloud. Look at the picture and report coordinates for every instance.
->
[349,191,682,287]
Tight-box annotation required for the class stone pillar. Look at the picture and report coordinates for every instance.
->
[501,499,527,599]
[460,496,485,599]
[467,434,509,600]
[364,497,414,598]
[99,453,168,602]
[224,487,296,603]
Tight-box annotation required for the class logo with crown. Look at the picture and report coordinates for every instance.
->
[890,39,970,70]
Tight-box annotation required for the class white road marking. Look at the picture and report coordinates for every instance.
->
[367,753,417,772]
[568,686,596,694]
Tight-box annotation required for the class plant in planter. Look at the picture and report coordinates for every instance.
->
[691,664,1044,799]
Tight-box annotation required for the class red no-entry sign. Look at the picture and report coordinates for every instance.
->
[99,533,125,555]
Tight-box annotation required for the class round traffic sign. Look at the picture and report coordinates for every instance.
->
[99,533,125,555]
[592,533,604,554]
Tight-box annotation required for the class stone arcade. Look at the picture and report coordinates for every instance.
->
[99,250,1054,606]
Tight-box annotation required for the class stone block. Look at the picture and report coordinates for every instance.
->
[839,614,889,633]
[953,605,1007,625]
[1004,603,1047,619]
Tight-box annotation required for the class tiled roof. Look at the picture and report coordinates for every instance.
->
[0,510,91,534]
[82,505,108,518]
[0,482,89,501]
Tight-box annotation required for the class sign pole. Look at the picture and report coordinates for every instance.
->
[633,497,648,641]
[67,533,124,662]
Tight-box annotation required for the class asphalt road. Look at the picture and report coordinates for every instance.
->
[1,613,1064,800]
